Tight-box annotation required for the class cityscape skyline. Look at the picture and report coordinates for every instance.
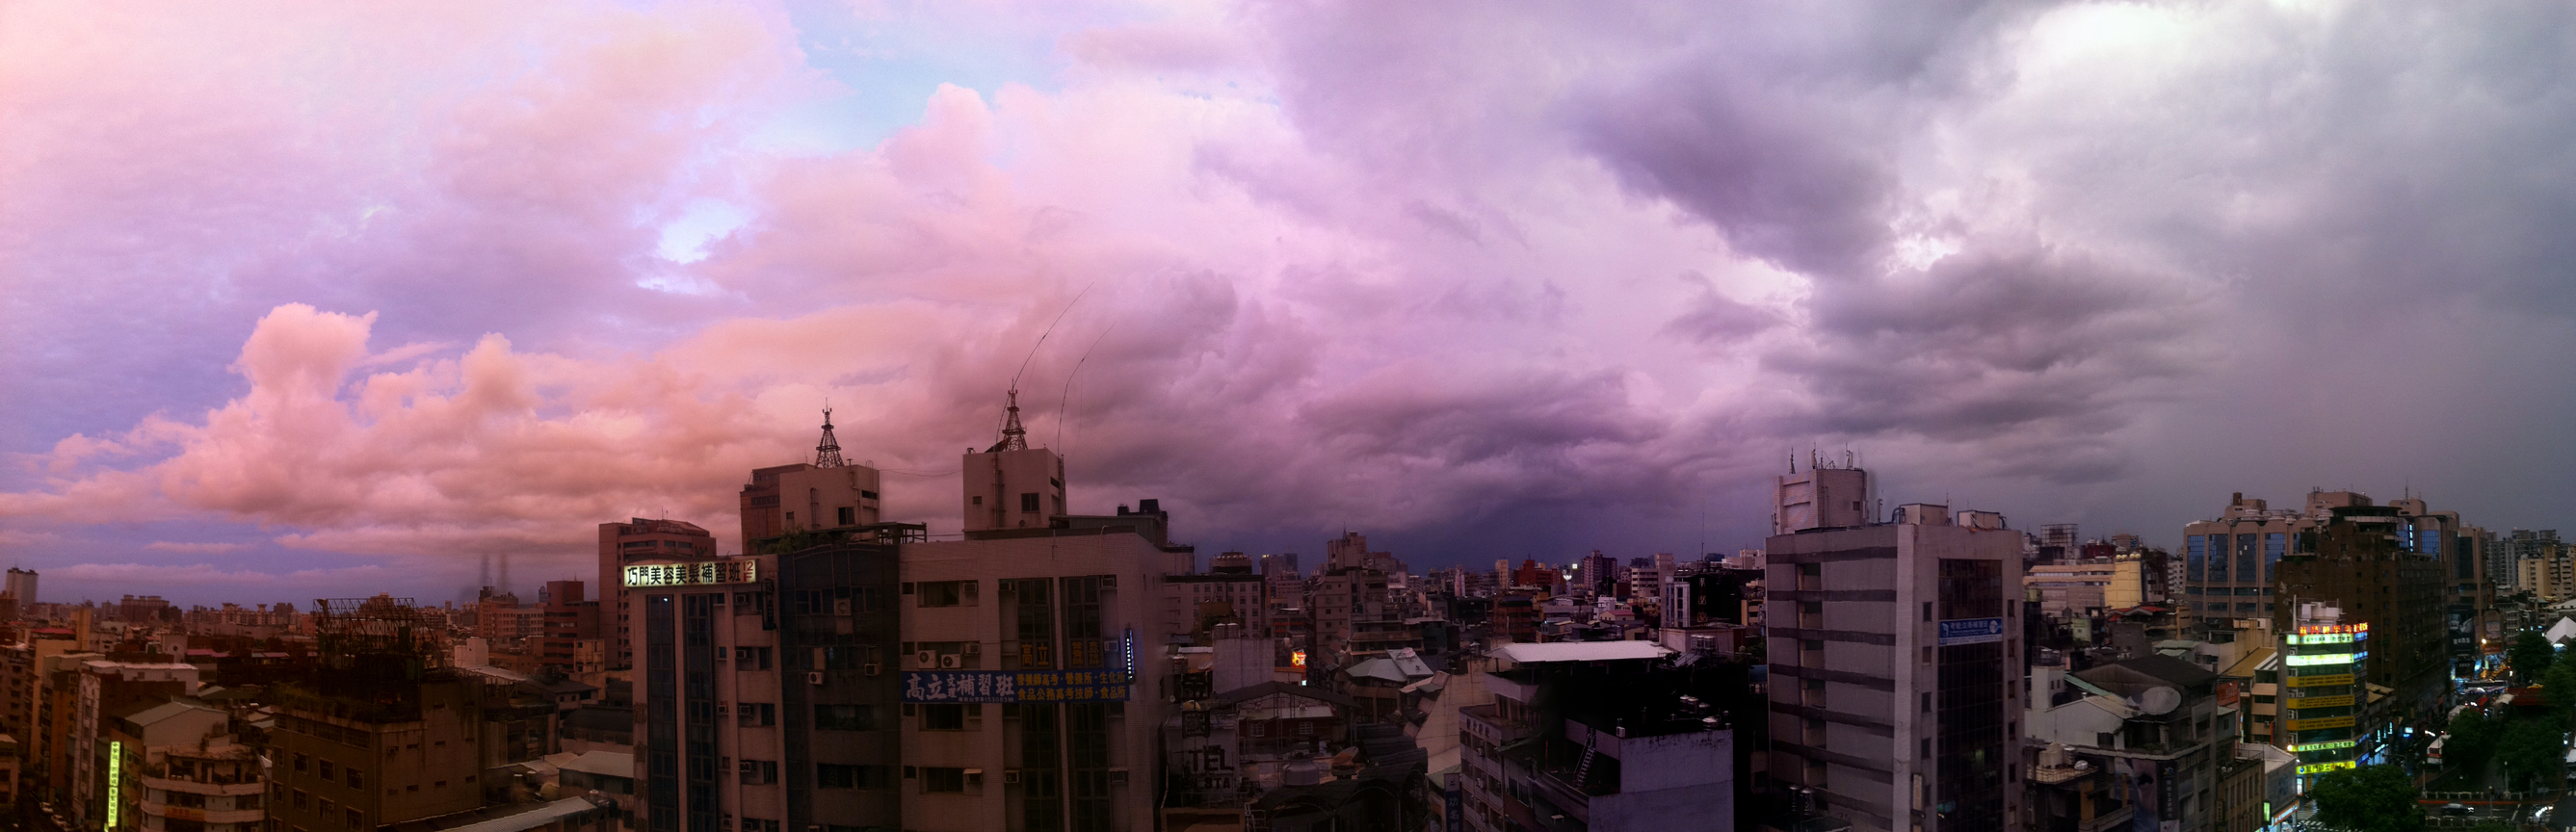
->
[12,3,2576,606]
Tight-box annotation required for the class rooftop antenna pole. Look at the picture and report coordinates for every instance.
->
[1057,325,1117,451]
[998,284,1093,453]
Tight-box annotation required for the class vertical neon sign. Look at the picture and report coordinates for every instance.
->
[104,741,121,832]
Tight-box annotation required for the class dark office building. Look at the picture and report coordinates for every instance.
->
[630,542,901,832]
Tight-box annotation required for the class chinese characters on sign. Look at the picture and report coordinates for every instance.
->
[622,560,760,588]
[1936,617,2006,646]
[903,669,1133,703]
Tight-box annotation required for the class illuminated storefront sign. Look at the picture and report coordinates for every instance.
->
[2287,653,2357,666]
[2289,673,2354,688]
[622,560,759,588]
[1937,617,2007,646]
[2288,694,2354,709]
[2298,760,2357,775]
[2287,633,2355,645]
[105,741,121,831]
[2288,715,2355,731]
[1291,650,1306,668]
[2290,740,2356,753]
[901,669,1132,703]
[2297,622,2370,637]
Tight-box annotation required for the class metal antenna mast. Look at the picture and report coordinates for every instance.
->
[815,404,848,467]
[997,390,1028,452]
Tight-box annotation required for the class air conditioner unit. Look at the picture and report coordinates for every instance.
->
[717,703,730,716]
[962,642,981,657]
[938,654,961,669]
[806,671,825,686]
[1101,575,1117,588]
[832,598,852,615]
[1108,767,1129,786]
[915,650,938,667]
[861,663,881,676]
[1003,769,1022,785]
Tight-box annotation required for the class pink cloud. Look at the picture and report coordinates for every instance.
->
[141,542,250,555]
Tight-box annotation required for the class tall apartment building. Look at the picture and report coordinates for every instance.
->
[624,541,906,832]
[2180,493,2308,632]
[601,519,719,672]
[538,580,605,684]
[2104,547,2169,611]
[2024,562,2116,616]
[1170,555,1268,637]
[891,408,1191,832]
[2385,497,2490,676]
[7,567,36,608]
[2273,500,2445,741]
[2494,529,2560,593]
[1765,473,2022,832]
[71,661,199,829]
[2520,553,2576,602]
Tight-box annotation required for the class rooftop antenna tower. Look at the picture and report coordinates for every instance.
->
[814,403,848,467]
[993,285,1092,454]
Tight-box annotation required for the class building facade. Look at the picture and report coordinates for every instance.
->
[600,519,719,673]
[1766,493,2024,832]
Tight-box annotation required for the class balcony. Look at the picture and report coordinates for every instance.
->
[1462,704,1537,744]
[137,801,265,824]
[142,776,265,795]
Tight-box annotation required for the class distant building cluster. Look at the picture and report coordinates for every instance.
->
[0,408,2559,832]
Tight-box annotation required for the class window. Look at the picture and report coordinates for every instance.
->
[348,768,364,789]
[922,767,968,793]
[294,791,310,810]
[816,705,877,731]
[319,799,336,819]
[818,765,860,790]
[295,753,309,773]
[1019,493,1040,513]
[736,703,775,727]
[738,760,779,785]
[916,581,977,608]
[836,507,854,526]
[921,704,974,731]
[345,809,362,830]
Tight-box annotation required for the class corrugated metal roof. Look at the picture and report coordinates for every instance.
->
[1495,641,1669,663]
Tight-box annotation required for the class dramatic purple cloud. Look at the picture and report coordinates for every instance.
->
[8,1,2576,603]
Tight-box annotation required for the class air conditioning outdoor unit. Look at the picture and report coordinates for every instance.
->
[916,650,938,667]
[806,671,825,686]
[717,703,730,715]
[861,663,881,676]
[938,654,961,669]
[963,642,981,657]
[832,598,852,615]
[1003,769,1022,785]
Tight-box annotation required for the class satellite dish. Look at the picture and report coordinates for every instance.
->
[2137,687,2182,715]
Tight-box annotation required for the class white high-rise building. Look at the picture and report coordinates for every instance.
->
[1766,472,2023,832]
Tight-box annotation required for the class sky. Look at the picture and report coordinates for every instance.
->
[8,0,2576,606]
